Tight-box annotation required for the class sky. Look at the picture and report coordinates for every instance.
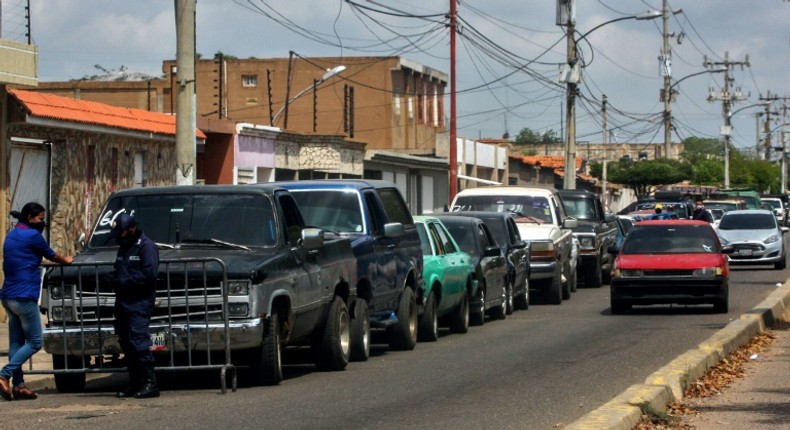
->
[18,0,790,155]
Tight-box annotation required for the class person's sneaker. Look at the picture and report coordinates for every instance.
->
[12,385,38,400]
[0,377,12,401]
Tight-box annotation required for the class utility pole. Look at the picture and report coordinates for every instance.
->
[448,0,458,201]
[759,91,779,160]
[705,51,749,188]
[562,16,578,190]
[174,0,196,186]
[782,99,788,192]
[661,0,673,159]
[601,94,608,208]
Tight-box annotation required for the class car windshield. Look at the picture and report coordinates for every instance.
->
[620,224,719,254]
[764,199,782,209]
[89,193,277,248]
[443,223,478,257]
[562,196,597,220]
[453,195,552,224]
[718,213,776,230]
[476,217,507,247]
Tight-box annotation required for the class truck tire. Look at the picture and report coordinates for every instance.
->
[505,280,514,315]
[448,290,469,334]
[418,291,439,342]
[585,255,603,288]
[544,264,562,305]
[314,296,351,371]
[470,288,486,326]
[53,354,87,393]
[388,288,417,351]
[251,311,283,386]
[489,284,507,320]
[562,262,572,300]
[514,276,529,310]
[350,297,370,361]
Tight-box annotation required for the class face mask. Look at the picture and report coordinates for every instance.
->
[28,221,46,233]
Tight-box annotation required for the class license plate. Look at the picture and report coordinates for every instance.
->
[738,249,753,256]
[150,332,167,351]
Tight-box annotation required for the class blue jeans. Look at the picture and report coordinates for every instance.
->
[1,298,43,387]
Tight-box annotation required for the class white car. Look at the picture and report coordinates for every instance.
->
[716,209,788,270]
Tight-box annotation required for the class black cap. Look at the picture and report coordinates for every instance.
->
[112,213,136,231]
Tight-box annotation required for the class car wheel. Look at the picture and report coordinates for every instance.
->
[251,310,283,386]
[388,288,418,351]
[775,252,787,270]
[350,297,370,361]
[313,296,350,371]
[505,280,514,315]
[545,264,562,305]
[418,290,439,342]
[569,267,578,293]
[601,259,613,285]
[514,276,529,310]
[53,355,87,393]
[470,287,486,326]
[610,300,631,315]
[585,255,603,288]
[448,290,469,334]
[562,262,572,300]
[490,283,507,320]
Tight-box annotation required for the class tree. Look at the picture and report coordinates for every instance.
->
[513,127,562,145]
[680,137,723,164]
[604,159,691,195]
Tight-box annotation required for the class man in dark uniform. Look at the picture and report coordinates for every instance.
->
[110,213,160,399]
[692,201,714,223]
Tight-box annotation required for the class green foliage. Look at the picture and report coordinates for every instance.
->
[681,137,723,163]
[606,159,690,195]
[514,127,562,145]
[691,159,723,185]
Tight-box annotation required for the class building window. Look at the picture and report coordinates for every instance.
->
[134,152,146,188]
[242,74,258,88]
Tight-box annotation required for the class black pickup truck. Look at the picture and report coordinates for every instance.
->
[281,180,423,354]
[557,189,617,288]
[42,185,358,389]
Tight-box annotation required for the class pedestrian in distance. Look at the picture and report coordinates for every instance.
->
[648,203,671,220]
[692,201,714,223]
[109,213,161,399]
[0,202,73,401]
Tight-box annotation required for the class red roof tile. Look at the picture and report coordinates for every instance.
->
[9,89,206,139]
[520,155,582,170]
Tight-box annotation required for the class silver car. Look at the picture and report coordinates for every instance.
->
[716,209,788,269]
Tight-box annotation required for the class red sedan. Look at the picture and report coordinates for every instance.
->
[609,220,733,314]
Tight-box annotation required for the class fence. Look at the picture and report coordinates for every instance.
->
[31,257,237,394]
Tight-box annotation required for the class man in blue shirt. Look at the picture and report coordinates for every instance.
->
[648,203,671,220]
[1,202,72,401]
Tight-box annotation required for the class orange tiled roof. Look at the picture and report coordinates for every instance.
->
[520,155,582,170]
[9,89,206,139]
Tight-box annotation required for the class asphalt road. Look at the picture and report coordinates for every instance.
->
[4,262,788,430]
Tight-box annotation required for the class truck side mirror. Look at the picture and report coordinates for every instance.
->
[300,227,324,249]
[77,232,86,250]
[604,214,616,223]
[563,218,578,229]
[383,222,405,238]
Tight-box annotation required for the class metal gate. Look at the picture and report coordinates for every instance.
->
[31,257,237,394]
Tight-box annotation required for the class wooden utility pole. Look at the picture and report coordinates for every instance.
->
[563,18,577,190]
[449,0,458,201]
[601,95,608,207]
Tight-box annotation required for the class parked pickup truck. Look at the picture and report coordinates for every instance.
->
[557,189,617,288]
[280,180,423,354]
[451,186,577,305]
[42,185,358,390]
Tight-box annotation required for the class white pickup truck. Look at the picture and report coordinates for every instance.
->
[451,186,577,305]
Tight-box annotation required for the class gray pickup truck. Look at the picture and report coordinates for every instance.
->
[42,185,358,390]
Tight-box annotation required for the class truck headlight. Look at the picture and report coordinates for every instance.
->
[693,267,722,277]
[577,236,595,250]
[620,270,643,278]
[50,284,74,300]
[51,306,74,322]
[225,280,250,296]
[228,303,249,317]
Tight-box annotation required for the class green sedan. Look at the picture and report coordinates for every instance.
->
[414,215,478,342]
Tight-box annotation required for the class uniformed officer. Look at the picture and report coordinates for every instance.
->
[110,213,160,399]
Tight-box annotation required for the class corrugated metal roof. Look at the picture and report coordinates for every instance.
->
[9,89,206,139]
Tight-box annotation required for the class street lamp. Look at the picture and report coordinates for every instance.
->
[722,101,770,187]
[562,10,661,190]
[271,65,346,127]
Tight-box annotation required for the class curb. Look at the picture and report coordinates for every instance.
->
[565,280,790,430]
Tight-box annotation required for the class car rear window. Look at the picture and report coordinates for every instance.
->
[718,213,776,230]
[621,224,719,254]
